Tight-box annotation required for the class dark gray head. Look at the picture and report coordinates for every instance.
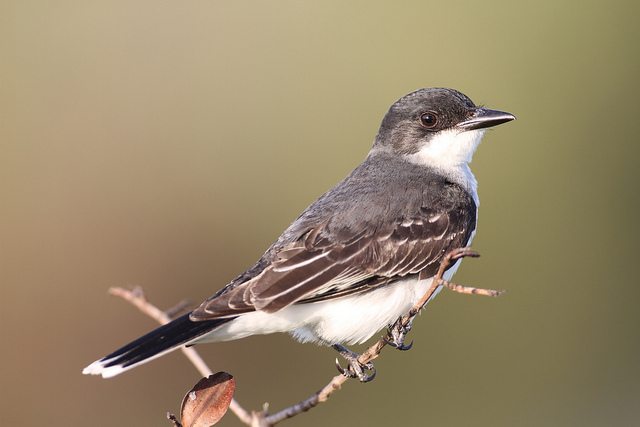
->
[371,88,515,160]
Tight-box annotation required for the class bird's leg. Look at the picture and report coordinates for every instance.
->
[332,344,376,383]
[384,317,414,351]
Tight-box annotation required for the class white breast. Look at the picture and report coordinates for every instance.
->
[196,257,464,346]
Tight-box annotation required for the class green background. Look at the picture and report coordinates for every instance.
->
[2,1,639,426]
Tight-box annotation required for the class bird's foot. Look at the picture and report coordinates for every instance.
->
[384,317,414,351]
[332,344,376,383]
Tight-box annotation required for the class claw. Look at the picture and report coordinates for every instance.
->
[386,317,415,350]
[362,366,376,382]
[332,344,376,382]
[400,340,414,351]
[384,337,414,351]
[335,357,349,377]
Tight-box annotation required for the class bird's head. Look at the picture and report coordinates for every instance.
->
[371,88,515,169]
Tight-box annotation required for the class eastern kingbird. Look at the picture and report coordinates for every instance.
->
[83,88,514,380]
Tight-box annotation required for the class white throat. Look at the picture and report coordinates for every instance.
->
[406,128,484,205]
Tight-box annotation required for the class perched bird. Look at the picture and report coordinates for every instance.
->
[83,88,514,380]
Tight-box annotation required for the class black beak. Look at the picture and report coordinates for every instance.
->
[458,108,516,131]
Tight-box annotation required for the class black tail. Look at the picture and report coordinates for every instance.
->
[83,313,234,378]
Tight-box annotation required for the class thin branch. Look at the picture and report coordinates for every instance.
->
[110,247,505,426]
[108,286,253,425]
[167,412,183,427]
[251,247,506,424]
[442,281,506,296]
[354,247,505,370]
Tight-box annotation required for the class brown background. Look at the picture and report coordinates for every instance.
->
[2,1,639,426]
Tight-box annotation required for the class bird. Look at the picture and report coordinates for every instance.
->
[83,88,515,381]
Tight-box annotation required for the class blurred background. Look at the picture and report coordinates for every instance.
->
[2,1,639,426]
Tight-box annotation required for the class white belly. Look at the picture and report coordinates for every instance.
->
[196,259,461,346]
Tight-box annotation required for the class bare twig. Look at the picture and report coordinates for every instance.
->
[110,247,505,426]
[167,412,182,427]
[442,281,506,296]
[108,286,253,425]
[354,247,505,370]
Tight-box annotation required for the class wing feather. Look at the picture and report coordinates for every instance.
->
[191,181,476,321]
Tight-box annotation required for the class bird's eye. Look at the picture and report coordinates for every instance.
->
[420,112,438,128]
